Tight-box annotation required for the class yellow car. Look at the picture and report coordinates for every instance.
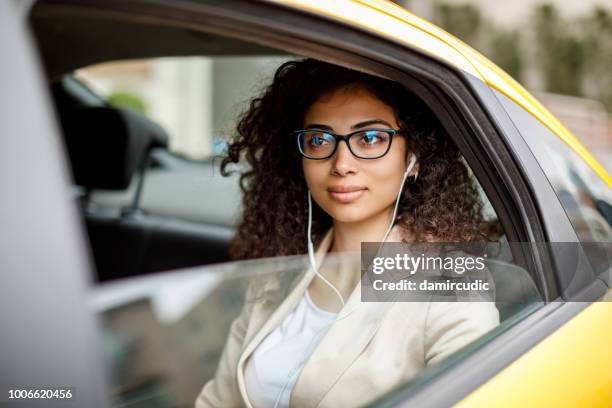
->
[2,0,610,407]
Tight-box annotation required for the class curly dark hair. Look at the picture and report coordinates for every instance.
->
[221,58,487,260]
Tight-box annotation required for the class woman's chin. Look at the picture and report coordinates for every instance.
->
[325,204,372,224]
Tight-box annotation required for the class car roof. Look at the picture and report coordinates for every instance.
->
[269,0,612,187]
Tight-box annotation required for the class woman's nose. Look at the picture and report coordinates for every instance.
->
[331,140,358,176]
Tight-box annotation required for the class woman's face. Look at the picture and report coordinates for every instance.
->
[302,85,416,225]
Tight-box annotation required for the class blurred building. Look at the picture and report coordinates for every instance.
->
[396,0,612,27]
[536,92,612,170]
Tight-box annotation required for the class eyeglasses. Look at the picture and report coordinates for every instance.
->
[295,128,399,160]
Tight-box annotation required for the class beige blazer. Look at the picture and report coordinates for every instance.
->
[196,227,499,407]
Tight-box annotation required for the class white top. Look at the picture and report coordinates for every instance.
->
[244,289,338,408]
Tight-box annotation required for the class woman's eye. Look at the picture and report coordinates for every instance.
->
[308,134,331,147]
[358,131,387,145]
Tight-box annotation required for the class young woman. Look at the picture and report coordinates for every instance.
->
[196,58,499,408]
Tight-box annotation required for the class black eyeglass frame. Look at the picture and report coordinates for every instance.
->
[294,128,401,160]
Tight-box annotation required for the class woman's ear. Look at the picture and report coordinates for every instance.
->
[410,161,420,178]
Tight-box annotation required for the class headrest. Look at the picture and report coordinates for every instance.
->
[61,106,168,190]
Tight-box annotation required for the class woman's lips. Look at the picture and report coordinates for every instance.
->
[327,186,367,203]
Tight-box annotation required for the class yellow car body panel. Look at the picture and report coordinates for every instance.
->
[269,0,612,188]
[456,295,612,408]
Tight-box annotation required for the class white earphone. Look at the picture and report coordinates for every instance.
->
[306,152,418,308]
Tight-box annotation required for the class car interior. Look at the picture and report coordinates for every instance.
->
[52,76,235,281]
[29,2,545,406]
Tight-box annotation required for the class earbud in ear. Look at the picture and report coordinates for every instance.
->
[404,152,417,176]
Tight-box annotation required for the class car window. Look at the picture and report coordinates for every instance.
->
[494,91,612,243]
[493,91,611,287]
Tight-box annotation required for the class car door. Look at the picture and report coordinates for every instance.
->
[16,0,612,407]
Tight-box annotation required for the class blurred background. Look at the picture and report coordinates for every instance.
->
[75,1,612,173]
[396,0,612,170]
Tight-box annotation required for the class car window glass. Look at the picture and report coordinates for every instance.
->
[92,247,542,408]
[494,91,612,242]
[92,257,307,408]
